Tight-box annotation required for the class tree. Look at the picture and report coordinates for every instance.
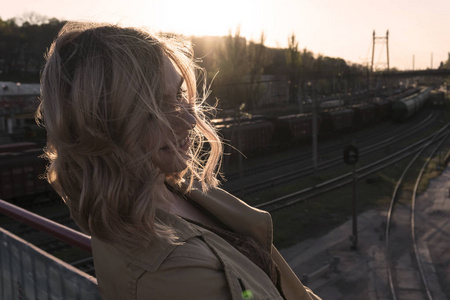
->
[0,18,21,79]
[190,35,222,80]
[214,27,248,109]
[247,32,267,109]
[0,15,65,82]
[439,53,450,69]
[16,12,48,26]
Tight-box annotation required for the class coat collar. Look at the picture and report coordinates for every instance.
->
[180,181,273,251]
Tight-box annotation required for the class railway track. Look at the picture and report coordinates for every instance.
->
[225,110,441,197]
[251,122,448,298]
[255,122,449,212]
[223,115,431,182]
[384,124,449,300]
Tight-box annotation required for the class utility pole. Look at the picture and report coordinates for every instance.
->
[386,30,390,71]
[343,144,359,250]
[312,88,318,175]
[371,30,390,72]
[371,31,375,73]
[237,103,246,193]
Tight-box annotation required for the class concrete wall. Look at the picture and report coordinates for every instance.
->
[0,227,101,299]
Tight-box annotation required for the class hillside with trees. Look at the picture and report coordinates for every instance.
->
[1,14,375,114]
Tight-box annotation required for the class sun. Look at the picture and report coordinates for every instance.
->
[130,0,267,39]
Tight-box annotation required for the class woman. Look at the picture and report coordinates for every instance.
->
[37,22,320,300]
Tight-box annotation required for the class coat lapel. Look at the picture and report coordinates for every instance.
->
[180,182,274,252]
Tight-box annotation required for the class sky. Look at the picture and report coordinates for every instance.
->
[2,0,449,71]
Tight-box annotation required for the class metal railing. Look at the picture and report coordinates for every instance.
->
[0,198,92,253]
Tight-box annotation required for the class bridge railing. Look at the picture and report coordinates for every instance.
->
[0,198,92,253]
[0,198,99,299]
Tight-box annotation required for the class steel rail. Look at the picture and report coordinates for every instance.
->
[224,113,434,182]
[255,124,449,211]
[228,111,438,195]
[409,130,449,300]
[384,127,448,300]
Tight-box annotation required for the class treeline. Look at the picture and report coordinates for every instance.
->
[192,30,370,111]
[1,14,372,111]
[439,53,450,69]
[0,14,66,82]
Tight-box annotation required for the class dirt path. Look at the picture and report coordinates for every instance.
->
[281,164,450,299]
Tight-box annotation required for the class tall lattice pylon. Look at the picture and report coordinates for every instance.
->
[371,30,390,72]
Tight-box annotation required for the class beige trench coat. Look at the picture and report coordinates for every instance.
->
[91,183,321,300]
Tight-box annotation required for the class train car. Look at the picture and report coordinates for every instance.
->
[0,149,51,200]
[212,115,266,128]
[319,99,344,110]
[320,108,354,135]
[428,90,445,108]
[372,98,392,120]
[392,87,432,121]
[0,142,39,154]
[385,87,420,102]
[352,103,377,128]
[217,119,274,154]
[271,113,320,145]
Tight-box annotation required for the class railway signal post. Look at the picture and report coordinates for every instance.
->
[308,81,318,175]
[343,145,359,250]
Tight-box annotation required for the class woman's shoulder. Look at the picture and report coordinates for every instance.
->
[91,219,230,300]
[91,211,213,272]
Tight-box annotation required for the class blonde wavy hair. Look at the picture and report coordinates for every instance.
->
[36,22,222,246]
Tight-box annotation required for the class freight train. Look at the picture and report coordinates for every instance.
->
[217,86,434,154]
